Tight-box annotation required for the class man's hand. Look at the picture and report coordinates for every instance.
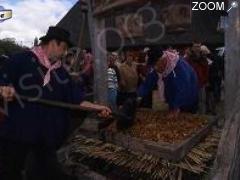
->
[79,101,112,118]
[0,86,15,102]
[97,105,112,118]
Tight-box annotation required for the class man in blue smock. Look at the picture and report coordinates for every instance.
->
[0,26,111,180]
[138,48,199,118]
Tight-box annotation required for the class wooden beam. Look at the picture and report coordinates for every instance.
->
[212,0,240,179]
[87,0,108,104]
[93,0,139,16]
[73,2,88,72]
[77,1,88,48]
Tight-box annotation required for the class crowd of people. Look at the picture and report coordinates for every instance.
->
[23,38,224,117]
[67,42,224,117]
[104,42,224,117]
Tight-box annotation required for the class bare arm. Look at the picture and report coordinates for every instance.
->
[79,101,110,111]
[79,101,112,118]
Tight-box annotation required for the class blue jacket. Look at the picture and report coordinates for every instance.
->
[0,51,85,148]
[138,59,199,111]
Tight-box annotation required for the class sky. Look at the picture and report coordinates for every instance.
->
[0,0,78,47]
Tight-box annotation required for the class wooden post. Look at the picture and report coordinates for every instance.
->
[212,0,240,179]
[77,1,88,49]
[87,0,108,104]
[73,0,88,72]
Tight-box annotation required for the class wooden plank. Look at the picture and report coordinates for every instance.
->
[174,117,217,161]
[93,0,139,16]
[212,1,240,179]
[87,0,108,104]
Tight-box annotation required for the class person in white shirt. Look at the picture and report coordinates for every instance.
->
[107,55,119,110]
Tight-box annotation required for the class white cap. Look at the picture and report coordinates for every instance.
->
[143,47,150,53]
[112,52,118,56]
[201,45,211,55]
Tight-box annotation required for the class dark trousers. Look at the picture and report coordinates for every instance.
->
[0,139,76,180]
[117,92,137,106]
[180,103,198,114]
[140,92,153,108]
[206,81,222,114]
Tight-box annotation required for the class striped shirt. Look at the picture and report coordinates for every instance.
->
[108,68,118,90]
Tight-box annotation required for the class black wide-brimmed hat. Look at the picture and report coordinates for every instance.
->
[148,47,163,65]
[39,26,73,47]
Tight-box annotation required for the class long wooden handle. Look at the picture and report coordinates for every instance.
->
[18,95,121,118]
[19,95,100,112]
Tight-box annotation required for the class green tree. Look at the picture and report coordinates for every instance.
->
[0,38,25,55]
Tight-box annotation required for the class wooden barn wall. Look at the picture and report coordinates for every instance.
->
[104,0,224,49]
[57,0,224,50]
